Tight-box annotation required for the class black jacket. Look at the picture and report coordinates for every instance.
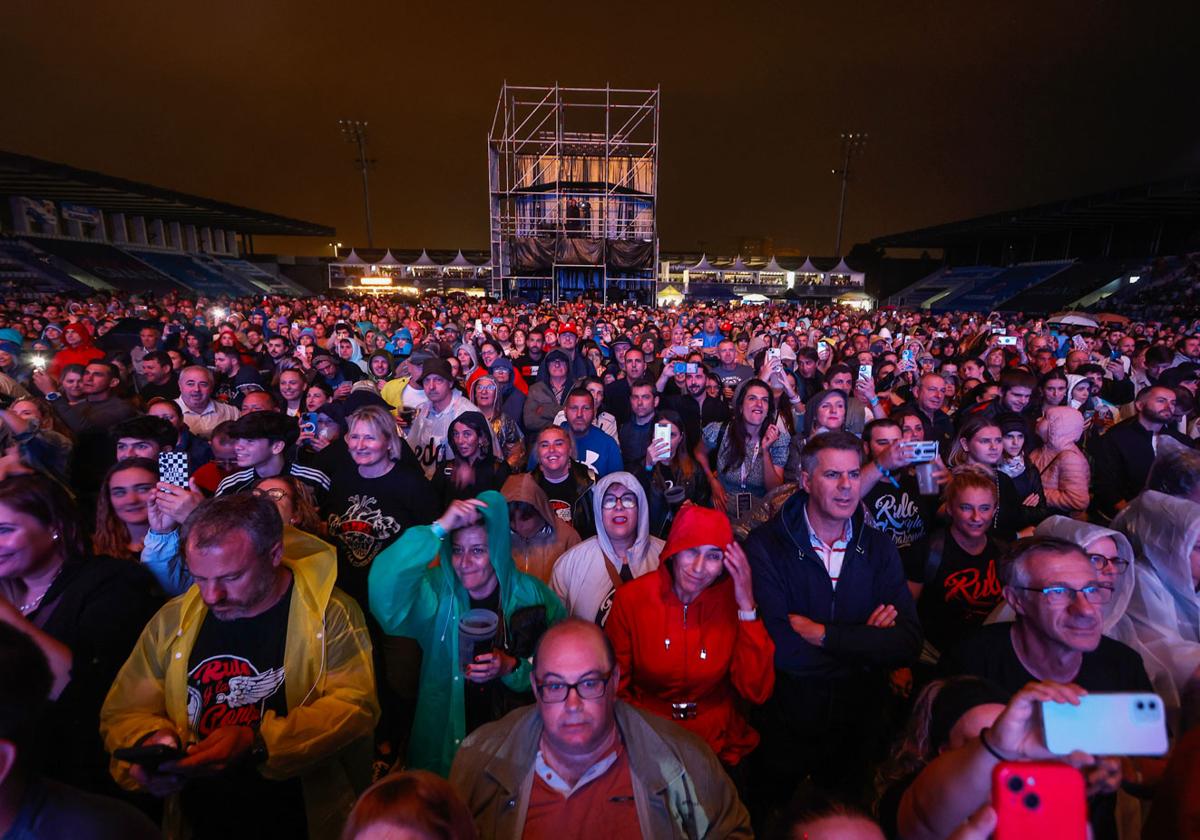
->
[745,491,922,680]
[1090,416,1194,517]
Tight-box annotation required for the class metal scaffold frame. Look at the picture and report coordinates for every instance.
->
[488,82,660,303]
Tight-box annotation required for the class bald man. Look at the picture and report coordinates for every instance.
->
[450,618,751,839]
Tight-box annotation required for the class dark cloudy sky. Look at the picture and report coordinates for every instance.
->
[4,2,1197,257]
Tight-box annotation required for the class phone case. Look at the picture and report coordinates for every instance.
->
[993,762,1087,840]
[1042,692,1168,756]
[158,451,189,488]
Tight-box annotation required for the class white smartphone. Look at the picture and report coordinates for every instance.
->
[1042,692,1168,756]
[997,335,1018,346]
[767,348,781,365]
[901,440,939,463]
[653,421,672,461]
[858,363,872,381]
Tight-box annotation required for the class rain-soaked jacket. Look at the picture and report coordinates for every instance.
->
[368,489,565,777]
[100,530,380,840]
[1031,407,1090,516]
[501,473,581,583]
[550,471,666,623]
[1113,491,1200,722]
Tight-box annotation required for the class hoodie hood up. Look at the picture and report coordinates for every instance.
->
[591,471,655,567]
[1113,490,1200,608]
[1036,406,1085,451]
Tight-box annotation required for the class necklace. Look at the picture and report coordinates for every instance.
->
[17,567,63,616]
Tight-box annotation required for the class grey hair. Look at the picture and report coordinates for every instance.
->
[1000,536,1087,589]
[182,493,282,561]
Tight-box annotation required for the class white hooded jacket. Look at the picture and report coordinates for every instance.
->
[1113,491,1200,721]
[550,471,665,624]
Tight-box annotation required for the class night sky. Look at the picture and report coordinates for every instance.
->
[4,2,1198,258]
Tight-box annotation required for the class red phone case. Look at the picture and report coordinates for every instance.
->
[992,761,1087,840]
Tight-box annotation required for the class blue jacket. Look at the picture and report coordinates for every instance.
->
[745,491,922,678]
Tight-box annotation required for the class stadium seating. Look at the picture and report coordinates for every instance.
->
[932,260,1074,312]
[125,249,253,297]
[25,238,185,294]
[0,237,92,294]
[889,265,1004,310]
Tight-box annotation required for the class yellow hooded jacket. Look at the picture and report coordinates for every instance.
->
[100,527,380,840]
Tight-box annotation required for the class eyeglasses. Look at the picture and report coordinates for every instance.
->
[252,488,288,501]
[1087,554,1129,574]
[475,383,497,391]
[535,671,612,703]
[1013,583,1114,606]
[601,494,638,510]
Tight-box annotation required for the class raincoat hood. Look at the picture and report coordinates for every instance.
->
[536,349,571,384]
[502,473,557,531]
[366,349,395,381]
[1113,490,1200,603]
[1034,515,1136,632]
[62,322,94,347]
[1036,406,1085,451]
[1066,374,1090,409]
[591,471,655,567]
[434,489,516,600]
[454,342,479,375]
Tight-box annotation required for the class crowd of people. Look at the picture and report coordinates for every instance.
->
[0,288,1198,839]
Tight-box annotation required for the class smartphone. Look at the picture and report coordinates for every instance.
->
[1071,334,1088,350]
[300,412,319,436]
[902,440,939,463]
[901,347,915,366]
[997,335,1018,347]
[492,317,504,325]
[685,362,699,375]
[767,348,781,364]
[113,743,187,770]
[674,361,687,375]
[1042,692,1168,756]
[653,421,672,461]
[158,451,189,488]
[858,364,873,381]
[474,318,483,334]
[992,761,1086,840]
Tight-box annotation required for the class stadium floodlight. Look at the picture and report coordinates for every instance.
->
[338,119,376,249]
[833,131,868,258]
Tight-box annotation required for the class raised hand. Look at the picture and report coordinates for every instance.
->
[722,541,755,612]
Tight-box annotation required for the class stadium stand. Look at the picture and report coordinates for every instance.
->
[888,265,1003,310]
[931,260,1075,312]
[24,237,183,294]
[0,237,93,294]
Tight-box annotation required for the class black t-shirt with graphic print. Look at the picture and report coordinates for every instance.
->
[322,459,439,609]
[863,469,938,576]
[917,531,1005,655]
[183,579,305,838]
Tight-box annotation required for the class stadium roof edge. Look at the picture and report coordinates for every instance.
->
[0,151,335,237]
[872,173,1200,248]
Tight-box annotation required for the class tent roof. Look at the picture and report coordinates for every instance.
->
[831,258,855,274]
[443,250,476,268]
[798,257,822,274]
[409,249,440,267]
[339,249,368,265]
[762,256,787,273]
[727,256,753,272]
[688,254,720,272]
[373,249,404,267]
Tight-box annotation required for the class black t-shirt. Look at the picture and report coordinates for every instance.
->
[864,470,938,577]
[939,622,1154,694]
[139,379,181,403]
[322,458,439,609]
[183,579,305,839]
[916,532,1005,655]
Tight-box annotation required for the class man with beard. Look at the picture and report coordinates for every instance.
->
[1091,385,1195,518]
[516,326,547,381]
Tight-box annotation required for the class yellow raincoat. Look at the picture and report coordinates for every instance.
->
[100,527,380,840]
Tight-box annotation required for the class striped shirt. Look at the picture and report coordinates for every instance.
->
[214,460,331,501]
[803,506,852,590]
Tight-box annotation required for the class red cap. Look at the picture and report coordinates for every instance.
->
[660,503,733,561]
[559,322,579,336]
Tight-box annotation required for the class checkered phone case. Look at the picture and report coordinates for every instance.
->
[158,451,190,488]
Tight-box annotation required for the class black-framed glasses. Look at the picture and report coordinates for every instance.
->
[1087,554,1130,574]
[601,494,638,511]
[1013,583,1114,606]
[534,671,613,703]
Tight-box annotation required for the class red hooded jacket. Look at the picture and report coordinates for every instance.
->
[605,560,775,765]
[49,323,105,378]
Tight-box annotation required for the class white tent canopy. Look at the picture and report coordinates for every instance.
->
[373,250,404,267]
[831,258,854,274]
[337,249,368,266]
[409,249,440,268]
[443,250,476,269]
[727,256,753,273]
[761,256,787,274]
[797,257,822,274]
[687,254,720,273]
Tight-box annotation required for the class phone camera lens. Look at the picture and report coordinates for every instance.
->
[1137,701,1145,710]
[1007,776,1024,792]
[1023,793,1040,810]
[1149,700,1157,709]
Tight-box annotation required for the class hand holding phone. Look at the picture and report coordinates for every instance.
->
[1041,692,1168,756]
[992,761,1086,840]
[113,743,187,771]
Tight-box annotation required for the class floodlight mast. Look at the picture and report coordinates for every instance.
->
[833,131,868,258]
[339,119,376,248]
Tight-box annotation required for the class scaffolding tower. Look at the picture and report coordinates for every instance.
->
[488,83,660,303]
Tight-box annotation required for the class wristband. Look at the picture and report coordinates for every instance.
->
[737,608,758,622]
[869,396,880,406]
[979,727,1014,762]
[430,521,448,541]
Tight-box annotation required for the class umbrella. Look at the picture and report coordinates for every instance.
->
[1048,311,1099,329]
[1093,312,1131,326]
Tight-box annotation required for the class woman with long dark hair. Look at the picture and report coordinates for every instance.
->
[638,410,712,538]
[431,411,511,506]
[93,458,157,561]
[699,378,789,523]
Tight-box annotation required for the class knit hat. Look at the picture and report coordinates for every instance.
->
[994,411,1026,436]
[660,503,733,561]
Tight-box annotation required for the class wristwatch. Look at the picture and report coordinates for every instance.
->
[44,391,60,402]
[737,607,758,622]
